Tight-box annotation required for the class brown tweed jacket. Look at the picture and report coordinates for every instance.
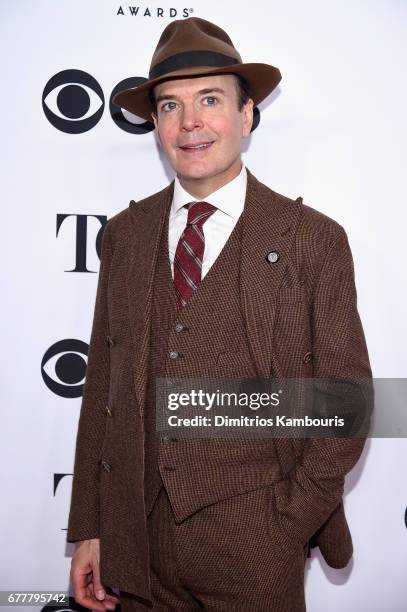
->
[66,168,373,600]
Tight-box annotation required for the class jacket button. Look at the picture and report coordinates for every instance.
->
[169,350,179,359]
[106,335,115,347]
[105,405,113,417]
[101,460,111,472]
[303,351,313,364]
[175,323,184,333]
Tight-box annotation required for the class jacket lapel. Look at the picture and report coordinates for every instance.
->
[241,169,304,473]
[240,169,303,379]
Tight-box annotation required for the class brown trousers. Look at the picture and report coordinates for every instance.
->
[120,484,308,611]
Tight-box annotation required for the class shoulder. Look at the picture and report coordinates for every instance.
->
[102,181,174,243]
[250,171,348,254]
[248,171,353,290]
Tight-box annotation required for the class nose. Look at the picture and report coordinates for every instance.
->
[180,102,203,131]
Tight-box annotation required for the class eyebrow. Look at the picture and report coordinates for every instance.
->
[155,87,227,104]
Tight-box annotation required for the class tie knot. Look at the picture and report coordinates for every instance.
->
[185,201,217,226]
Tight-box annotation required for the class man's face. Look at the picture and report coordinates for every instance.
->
[151,74,253,187]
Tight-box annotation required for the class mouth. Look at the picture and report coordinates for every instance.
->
[177,141,215,153]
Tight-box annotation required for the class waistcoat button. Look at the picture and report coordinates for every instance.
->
[303,351,313,364]
[105,405,113,417]
[175,323,184,333]
[169,350,179,359]
[106,335,115,347]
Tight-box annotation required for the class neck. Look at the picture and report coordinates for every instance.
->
[178,159,243,200]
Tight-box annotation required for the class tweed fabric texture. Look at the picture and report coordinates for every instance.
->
[144,190,273,519]
[66,168,373,601]
[121,485,307,611]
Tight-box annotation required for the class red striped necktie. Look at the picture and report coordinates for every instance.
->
[173,201,217,309]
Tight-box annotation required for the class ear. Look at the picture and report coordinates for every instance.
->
[242,98,254,137]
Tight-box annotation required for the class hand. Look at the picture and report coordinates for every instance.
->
[70,538,120,611]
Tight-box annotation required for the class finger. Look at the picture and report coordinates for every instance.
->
[89,557,120,609]
[75,583,107,611]
[104,592,120,607]
[101,589,120,605]
[88,581,119,610]
[91,557,106,601]
[72,562,106,611]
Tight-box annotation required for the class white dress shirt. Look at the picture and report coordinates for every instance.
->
[168,163,247,279]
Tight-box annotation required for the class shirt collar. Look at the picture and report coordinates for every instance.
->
[172,163,247,220]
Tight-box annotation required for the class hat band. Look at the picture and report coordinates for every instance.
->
[149,50,240,80]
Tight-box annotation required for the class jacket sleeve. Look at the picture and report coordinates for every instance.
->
[272,225,374,547]
[66,220,113,542]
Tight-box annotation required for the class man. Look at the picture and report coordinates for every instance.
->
[67,16,373,612]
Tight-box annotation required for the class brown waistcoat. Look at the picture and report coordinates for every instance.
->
[144,198,283,521]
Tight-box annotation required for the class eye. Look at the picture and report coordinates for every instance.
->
[203,96,218,105]
[161,101,177,112]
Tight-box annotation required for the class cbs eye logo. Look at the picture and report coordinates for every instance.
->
[41,339,89,398]
[42,69,260,135]
[42,69,155,135]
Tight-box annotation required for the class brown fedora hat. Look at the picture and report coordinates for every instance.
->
[112,17,281,121]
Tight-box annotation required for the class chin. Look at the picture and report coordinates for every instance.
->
[177,165,216,180]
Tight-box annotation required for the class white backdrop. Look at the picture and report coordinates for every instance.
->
[1,1,407,611]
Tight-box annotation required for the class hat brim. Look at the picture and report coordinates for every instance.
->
[112,63,281,122]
